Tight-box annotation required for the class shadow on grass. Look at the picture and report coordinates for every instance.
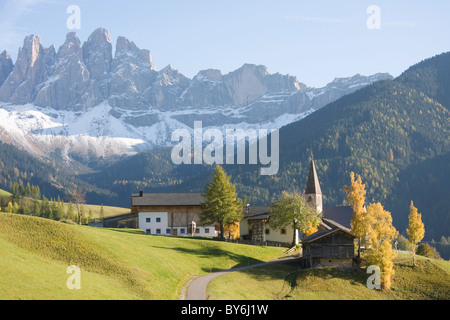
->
[152,245,267,272]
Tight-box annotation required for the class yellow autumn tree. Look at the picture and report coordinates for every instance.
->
[7,201,14,213]
[364,202,398,290]
[406,201,425,267]
[224,221,240,239]
[344,172,367,258]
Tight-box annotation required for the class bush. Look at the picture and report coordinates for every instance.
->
[416,243,441,260]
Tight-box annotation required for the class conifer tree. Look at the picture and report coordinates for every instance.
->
[200,165,243,240]
[406,201,425,267]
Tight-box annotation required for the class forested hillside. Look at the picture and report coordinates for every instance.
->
[0,142,114,204]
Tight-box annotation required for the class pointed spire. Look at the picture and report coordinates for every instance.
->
[305,160,322,195]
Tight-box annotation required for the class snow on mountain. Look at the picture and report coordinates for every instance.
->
[0,28,393,163]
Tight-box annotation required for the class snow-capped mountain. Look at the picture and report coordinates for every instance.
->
[0,28,393,162]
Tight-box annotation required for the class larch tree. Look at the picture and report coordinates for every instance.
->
[344,172,367,258]
[67,188,86,225]
[269,191,322,247]
[200,165,243,240]
[364,202,398,290]
[406,201,425,267]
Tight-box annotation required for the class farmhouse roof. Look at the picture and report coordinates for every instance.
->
[131,193,205,207]
[301,226,354,244]
[243,206,270,220]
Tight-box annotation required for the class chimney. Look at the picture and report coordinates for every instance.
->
[139,190,143,197]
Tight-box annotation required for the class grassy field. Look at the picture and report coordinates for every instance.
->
[0,213,285,300]
[0,189,130,219]
[72,203,130,219]
[0,189,12,196]
[207,253,450,300]
[2,212,448,300]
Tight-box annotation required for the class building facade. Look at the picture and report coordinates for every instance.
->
[131,192,219,237]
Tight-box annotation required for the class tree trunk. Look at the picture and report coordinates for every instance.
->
[219,222,225,240]
[357,238,361,259]
[292,221,298,248]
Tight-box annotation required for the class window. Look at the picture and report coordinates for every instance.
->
[156,229,161,234]
[265,229,270,235]
[166,229,171,234]
[146,218,151,223]
[195,229,200,234]
[145,229,151,234]
[180,228,186,234]
[156,217,161,223]
[205,228,210,234]
[281,229,286,235]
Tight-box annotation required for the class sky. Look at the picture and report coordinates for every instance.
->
[0,0,449,87]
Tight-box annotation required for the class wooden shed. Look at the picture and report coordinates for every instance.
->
[301,223,356,269]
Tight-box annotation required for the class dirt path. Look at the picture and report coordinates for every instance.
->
[181,256,298,300]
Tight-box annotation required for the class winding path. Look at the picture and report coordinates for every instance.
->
[181,256,298,300]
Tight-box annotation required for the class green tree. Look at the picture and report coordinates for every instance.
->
[200,165,243,240]
[416,243,441,260]
[269,191,322,247]
[66,202,75,222]
[396,234,412,251]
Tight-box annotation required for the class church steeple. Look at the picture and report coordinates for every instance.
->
[304,159,323,213]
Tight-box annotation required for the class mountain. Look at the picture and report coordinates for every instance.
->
[83,52,450,242]
[0,28,392,162]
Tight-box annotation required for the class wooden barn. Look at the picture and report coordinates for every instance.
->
[301,219,356,269]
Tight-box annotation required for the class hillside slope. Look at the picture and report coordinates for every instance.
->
[207,254,450,300]
[0,214,284,300]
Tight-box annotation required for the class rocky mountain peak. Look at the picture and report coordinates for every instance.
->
[82,28,112,82]
[195,69,223,82]
[114,36,155,71]
[0,50,13,87]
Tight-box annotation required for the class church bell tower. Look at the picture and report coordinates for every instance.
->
[304,160,323,213]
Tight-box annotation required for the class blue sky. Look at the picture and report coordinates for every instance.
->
[0,0,449,87]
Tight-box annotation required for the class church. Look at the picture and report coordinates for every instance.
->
[240,160,354,246]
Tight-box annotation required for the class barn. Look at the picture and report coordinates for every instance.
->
[301,219,356,269]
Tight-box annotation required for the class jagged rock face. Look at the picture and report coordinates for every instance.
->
[0,51,13,87]
[82,28,112,99]
[34,32,91,111]
[0,28,393,160]
[148,65,191,109]
[0,35,49,104]
[108,36,157,110]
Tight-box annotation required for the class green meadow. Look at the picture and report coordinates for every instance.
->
[0,213,284,300]
[1,212,448,300]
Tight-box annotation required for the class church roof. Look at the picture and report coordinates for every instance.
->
[305,160,322,195]
[322,206,353,230]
